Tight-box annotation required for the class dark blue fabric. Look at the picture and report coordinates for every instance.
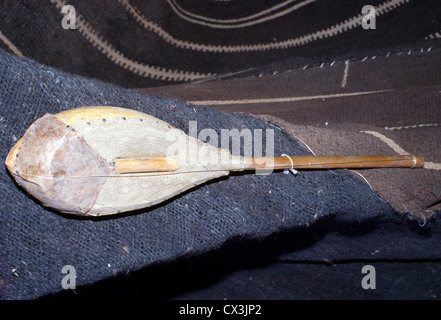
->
[0,50,393,299]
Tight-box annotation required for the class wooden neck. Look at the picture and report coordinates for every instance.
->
[113,155,424,174]
[240,155,424,171]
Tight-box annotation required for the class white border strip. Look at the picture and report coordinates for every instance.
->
[166,0,317,29]
[49,0,212,81]
[121,0,412,53]
[0,30,23,57]
[189,89,391,105]
[362,130,441,170]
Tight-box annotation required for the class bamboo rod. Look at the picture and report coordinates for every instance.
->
[114,155,424,174]
[114,157,180,174]
[242,155,424,171]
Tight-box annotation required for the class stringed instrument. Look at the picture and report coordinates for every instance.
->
[5,106,424,216]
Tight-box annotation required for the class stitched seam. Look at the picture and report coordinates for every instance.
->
[189,89,391,105]
[255,45,437,79]
[361,131,441,170]
[166,0,317,29]
[425,29,441,40]
[49,0,213,81]
[385,123,441,130]
[0,30,23,57]
[120,0,412,53]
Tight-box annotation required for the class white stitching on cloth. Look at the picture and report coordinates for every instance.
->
[261,44,437,78]
[341,60,350,87]
[166,0,318,29]
[189,89,392,106]
[361,130,441,171]
[0,30,24,57]
[385,123,441,130]
[119,0,413,53]
[49,0,213,81]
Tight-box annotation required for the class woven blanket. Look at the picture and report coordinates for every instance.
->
[0,0,440,300]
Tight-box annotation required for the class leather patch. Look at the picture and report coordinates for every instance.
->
[12,114,111,215]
